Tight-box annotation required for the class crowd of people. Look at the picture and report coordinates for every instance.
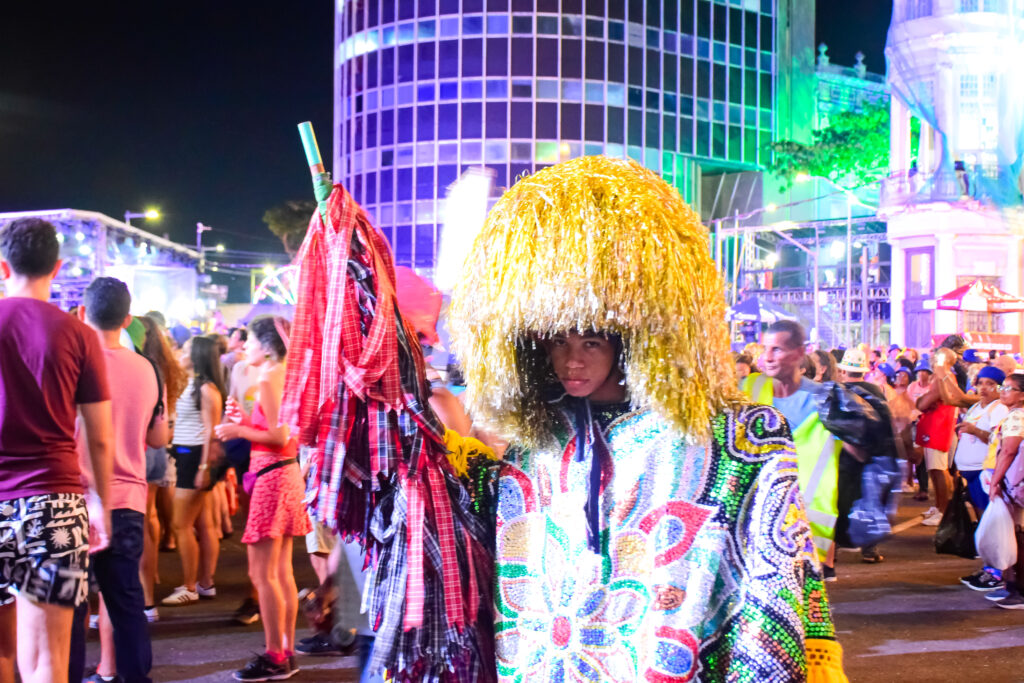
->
[734,326,1024,607]
[2,153,1024,683]
[0,217,325,682]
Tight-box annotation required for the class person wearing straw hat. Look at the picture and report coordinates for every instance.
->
[833,349,902,565]
[451,156,846,682]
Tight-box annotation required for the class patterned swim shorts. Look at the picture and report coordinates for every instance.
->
[0,493,90,608]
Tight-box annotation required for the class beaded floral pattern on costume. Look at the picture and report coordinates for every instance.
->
[494,402,836,682]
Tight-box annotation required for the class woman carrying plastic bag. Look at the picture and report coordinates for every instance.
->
[976,498,1017,572]
[981,372,1024,609]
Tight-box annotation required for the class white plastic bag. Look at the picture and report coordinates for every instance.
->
[975,497,1018,570]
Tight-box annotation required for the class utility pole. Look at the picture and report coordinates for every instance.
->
[845,199,853,346]
[196,222,212,273]
[861,242,870,345]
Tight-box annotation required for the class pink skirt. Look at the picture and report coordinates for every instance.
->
[241,452,312,544]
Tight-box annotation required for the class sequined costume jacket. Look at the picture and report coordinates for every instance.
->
[493,402,845,682]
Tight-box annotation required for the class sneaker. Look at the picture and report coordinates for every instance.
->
[861,549,884,564]
[161,586,199,606]
[960,569,986,586]
[296,632,344,656]
[901,482,917,493]
[84,673,124,683]
[986,587,1012,601]
[144,605,159,623]
[232,653,297,681]
[823,566,837,583]
[921,508,943,527]
[234,597,261,625]
[966,571,1005,592]
[196,582,217,599]
[994,593,1024,610]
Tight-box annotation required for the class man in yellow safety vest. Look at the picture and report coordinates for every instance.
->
[742,320,842,579]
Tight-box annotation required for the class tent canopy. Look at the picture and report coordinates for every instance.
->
[931,279,1024,314]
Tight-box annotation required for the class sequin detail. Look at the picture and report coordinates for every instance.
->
[494,403,840,682]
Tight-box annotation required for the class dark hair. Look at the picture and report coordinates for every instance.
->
[205,332,229,356]
[83,277,131,331]
[801,355,816,379]
[765,320,806,349]
[249,315,288,361]
[228,327,248,343]
[140,316,188,408]
[189,335,227,412]
[897,357,915,371]
[813,349,837,382]
[0,218,60,277]
[939,334,968,353]
[735,353,753,367]
[446,357,466,387]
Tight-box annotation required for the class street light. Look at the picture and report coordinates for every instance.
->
[124,209,160,226]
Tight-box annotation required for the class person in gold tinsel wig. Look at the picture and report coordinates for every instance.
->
[449,156,847,682]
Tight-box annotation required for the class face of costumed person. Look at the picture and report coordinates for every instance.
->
[544,332,626,403]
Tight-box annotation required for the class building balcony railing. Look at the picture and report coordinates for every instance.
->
[744,286,892,304]
[881,164,1016,209]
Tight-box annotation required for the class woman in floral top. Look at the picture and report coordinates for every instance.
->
[984,373,1024,609]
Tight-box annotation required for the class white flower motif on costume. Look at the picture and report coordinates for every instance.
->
[50,526,72,549]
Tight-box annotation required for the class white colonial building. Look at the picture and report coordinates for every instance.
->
[883,0,1024,349]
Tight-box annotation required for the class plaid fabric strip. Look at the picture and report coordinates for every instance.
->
[425,460,463,628]
[403,471,426,629]
[281,215,325,444]
[420,516,449,660]
[366,399,393,483]
[368,487,407,677]
[317,387,350,530]
[464,526,478,625]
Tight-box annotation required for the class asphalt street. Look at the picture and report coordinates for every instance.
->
[83,494,1024,682]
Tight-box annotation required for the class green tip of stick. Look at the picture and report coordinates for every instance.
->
[298,122,322,167]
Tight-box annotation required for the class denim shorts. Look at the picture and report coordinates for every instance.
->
[0,493,90,608]
[145,446,168,485]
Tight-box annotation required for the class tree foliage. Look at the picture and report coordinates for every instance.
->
[766,101,891,191]
[262,200,316,256]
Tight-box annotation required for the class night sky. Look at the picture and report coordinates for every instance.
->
[1,1,890,258]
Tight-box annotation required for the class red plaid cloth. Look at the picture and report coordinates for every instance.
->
[282,183,468,643]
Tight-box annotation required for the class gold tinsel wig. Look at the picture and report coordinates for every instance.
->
[449,155,745,448]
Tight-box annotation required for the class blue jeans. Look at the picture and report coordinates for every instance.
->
[962,469,988,515]
[69,509,153,683]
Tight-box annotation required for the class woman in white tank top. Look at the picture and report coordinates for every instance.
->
[163,336,225,606]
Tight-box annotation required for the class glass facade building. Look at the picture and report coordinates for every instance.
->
[335,0,779,269]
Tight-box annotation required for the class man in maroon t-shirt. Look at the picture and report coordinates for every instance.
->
[0,218,114,683]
